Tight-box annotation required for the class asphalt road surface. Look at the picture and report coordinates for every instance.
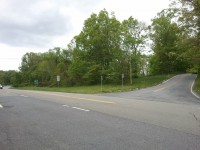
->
[0,73,200,150]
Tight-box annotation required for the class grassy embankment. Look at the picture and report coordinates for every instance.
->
[194,74,200,95]
[15,74,174,94]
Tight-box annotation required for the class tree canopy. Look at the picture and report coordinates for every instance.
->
[1,2,200,87]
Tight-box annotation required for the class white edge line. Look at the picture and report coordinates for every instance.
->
[162,75,176,84]
[20,95,29,98]
[191,79,200,99]
[0,104,3,108]
[62,105,90,112]
[72,107,90,112]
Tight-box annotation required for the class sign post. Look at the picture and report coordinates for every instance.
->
[57,75,60,87]
[101,76,103,92]
[122,73,124,89]
[34,80,38,87]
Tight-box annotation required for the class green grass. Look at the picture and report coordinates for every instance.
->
[15,74,175,94]
[194,74,200,95]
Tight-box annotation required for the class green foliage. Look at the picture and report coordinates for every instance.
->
[70,9,147,85]
[15,74,174,94]
[0,71,5,84]
[149,9,190,74]
[4,6,199,88]
[0,70,16,85]
[68,60,90,85]
[75,10,121,68]
[121,17,147,83]
[171,0,200,71]
[83,64,102,85]
[194,74,200,95]
[3,9,147,87]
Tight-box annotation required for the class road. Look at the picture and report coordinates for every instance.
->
[0,73,200,150]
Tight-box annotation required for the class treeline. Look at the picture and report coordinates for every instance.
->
[149,0,200,74]
[1,0,199,87]
[16,10,149,86]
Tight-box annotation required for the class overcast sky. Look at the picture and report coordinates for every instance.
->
[0,0,171,71]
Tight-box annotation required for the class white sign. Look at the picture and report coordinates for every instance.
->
[122,73,124,79]
[57,75,60,82]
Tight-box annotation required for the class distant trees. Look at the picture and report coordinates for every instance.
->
[69,10,147,85]
[18,47,72,86]
[0,70,17,86]
[1,4,200,87]
[9,10,147,86]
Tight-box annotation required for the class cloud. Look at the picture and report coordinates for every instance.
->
[0,0,71,48]
[0,0,170,49]
[0,0,171,71]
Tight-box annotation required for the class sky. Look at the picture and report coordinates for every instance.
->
[0,0,171,71]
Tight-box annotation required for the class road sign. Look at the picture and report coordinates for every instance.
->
[101,76,103,92]
[34,80,38,86]
[57,75,60,82]
[122,73,124,79]
[122,74,124,89]
[101,76,103,81]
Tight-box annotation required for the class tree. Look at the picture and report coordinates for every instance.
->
[16,9,150,86]
[172,0,200,73]
[149,9,189,74]
[71,9,123,84]
[122,17,147,83]
[20,52,42,85]
[18,47,72,87]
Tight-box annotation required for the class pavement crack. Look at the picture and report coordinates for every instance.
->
[193,113,198,121]
[192,113,200,129]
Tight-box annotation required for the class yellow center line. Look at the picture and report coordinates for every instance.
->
[27,91,115,104]
[54,94,115,104]
[154,83,176,92]
[154,87,167,92]
[154,77,183,92]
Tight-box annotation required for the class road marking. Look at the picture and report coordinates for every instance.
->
[31,91,115,104]
[191,80,200,99]
[161,75,178,84]
[0,104,3,108]
[193,113,198,121]
[66,96,115,104]
[154,87,167,92]
[153,79,180,92]
[154,78,181,92]
[72,107,90,112]
[62,105,90,112]
[20,95,29,98]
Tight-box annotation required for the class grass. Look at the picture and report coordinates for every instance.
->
[15,74,175,94]
[194,74,200,95]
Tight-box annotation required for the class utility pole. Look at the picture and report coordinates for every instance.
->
[101,76,103,92]
[130,55,133,84]
[57,75,60,88]
[122,73,124,89]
